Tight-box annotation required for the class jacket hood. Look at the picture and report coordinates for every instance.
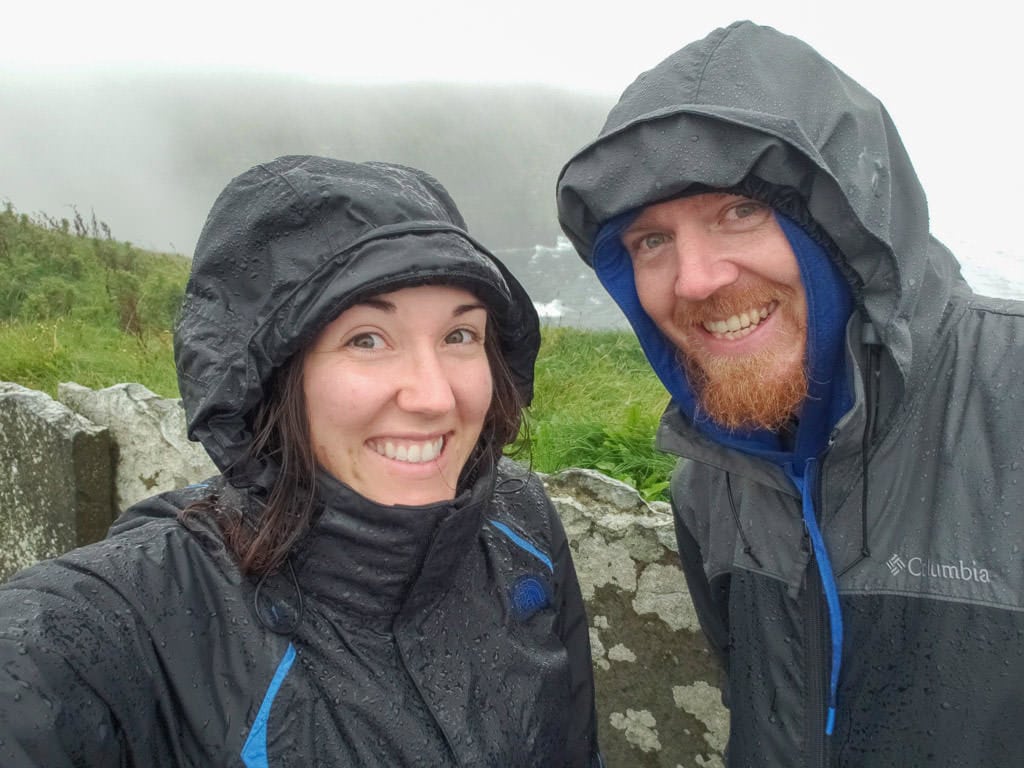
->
[557,20,969,405]
[557,21,977,736]
[176,155,540,478]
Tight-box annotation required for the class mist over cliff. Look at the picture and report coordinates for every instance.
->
[1,72,613,254]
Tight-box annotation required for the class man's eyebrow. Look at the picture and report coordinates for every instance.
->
[622,215,656,237]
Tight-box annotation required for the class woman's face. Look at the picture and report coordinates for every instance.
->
[303,284,493,506]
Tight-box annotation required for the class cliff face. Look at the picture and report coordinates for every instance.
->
[0,381,727,766]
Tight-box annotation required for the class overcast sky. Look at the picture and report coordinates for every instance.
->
[3,0,1019,267]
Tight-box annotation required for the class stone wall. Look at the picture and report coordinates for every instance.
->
[543,469,726,767]
[0,383,114,579]
[0,381,726,765]
[57,382,217,511]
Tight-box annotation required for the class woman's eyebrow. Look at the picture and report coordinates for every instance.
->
[354,298,395,312]
[453,302,487,317]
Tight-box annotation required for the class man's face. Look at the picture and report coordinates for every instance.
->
[622,193,808,431]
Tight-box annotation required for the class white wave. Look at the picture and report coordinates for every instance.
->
[534,298,567,319]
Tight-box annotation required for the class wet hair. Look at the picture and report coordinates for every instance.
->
[185,299,525,577]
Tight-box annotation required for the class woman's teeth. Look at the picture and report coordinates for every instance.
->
[369,437,444,463]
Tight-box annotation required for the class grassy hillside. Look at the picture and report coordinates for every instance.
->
[0,204,186,394]
[0,207,674,499]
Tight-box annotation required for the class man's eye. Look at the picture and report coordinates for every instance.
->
[445,328,478,345]
[347,332,384,349]
[627,232,668,256]
[724,200,770,226]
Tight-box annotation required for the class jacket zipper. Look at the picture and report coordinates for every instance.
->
[805,452,833,768]
[804,547,830,767]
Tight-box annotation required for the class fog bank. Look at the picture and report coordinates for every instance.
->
[1,72,612,254]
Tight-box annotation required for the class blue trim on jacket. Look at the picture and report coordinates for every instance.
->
[241,643,297,767]
[488,520,554,573]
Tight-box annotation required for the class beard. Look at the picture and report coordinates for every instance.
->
[673,282,807,432]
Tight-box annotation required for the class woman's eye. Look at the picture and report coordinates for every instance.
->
[347,332,385,349]
[445,328,478,345]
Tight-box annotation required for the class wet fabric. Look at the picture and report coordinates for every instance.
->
[0,462,599,766]
[176,156,540,486]
[557,20,1024,767]
[0,157,600,766]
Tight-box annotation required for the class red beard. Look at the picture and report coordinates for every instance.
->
[673,281,807,432]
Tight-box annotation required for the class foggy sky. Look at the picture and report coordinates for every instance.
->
[1,73,611,254]
[4,3,1019,267]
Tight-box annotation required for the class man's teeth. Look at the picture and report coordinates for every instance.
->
[702,304,773,339]
[370,437,444,463]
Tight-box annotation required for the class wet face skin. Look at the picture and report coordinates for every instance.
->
[622,193,809,431]
[302,284,493,506]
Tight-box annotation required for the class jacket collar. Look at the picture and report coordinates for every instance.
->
[293,462,494,620]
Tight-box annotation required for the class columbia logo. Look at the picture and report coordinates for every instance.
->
[886,553,992,583]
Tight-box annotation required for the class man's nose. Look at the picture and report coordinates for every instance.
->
[396,348,457,415]
[671,234,741,301]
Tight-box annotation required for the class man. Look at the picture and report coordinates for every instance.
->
[557,20,1023,767]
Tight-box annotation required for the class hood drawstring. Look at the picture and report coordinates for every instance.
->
[839,322,881,578]
[725,473,764,568]
[254,556,305,635]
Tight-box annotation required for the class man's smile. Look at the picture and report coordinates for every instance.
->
[700,301,778,340]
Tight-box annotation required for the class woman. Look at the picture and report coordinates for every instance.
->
[0,156,602,767]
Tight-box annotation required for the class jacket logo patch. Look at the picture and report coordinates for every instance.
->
[887,553,993,583]
[510,574,550,621]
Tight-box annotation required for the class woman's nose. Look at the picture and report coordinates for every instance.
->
[395,349,457,414]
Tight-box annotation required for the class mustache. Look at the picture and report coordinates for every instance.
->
[672,280,798,326]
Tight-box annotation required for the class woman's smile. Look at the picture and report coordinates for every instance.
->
[366,434,446,464]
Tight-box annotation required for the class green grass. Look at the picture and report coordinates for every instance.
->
[0,205,677,500]
[0,319,179,397]
[523,327,675,500]
[0,203,190,337]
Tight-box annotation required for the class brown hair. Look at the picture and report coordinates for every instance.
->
[186,311,525,577]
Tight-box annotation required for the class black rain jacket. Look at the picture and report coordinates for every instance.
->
[557,20,1024,768]
[0,157,601,767]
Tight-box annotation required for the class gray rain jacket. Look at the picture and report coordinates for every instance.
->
[0,157,601,767]
[557,20,1024,768]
